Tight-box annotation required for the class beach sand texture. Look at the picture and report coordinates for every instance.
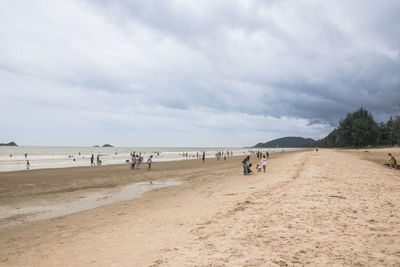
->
[0,148,399,266]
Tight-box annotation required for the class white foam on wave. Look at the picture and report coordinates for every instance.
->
[0,146,302,172]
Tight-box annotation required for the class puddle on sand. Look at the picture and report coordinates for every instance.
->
[0,180,181,228]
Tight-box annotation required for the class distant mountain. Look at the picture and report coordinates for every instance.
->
[93,145,100,147]
[102,144,113,147]
[0,142,18,146]
[253,137,315,148]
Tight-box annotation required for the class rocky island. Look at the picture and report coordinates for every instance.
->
[102,144,113,147]
[0,142,18,146]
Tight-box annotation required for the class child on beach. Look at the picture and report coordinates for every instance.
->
[147,155,153,170]
[261,155,267,173]
[90,154,95,166]
[256,164,262,172]
[246,163,254,174]
[26,160,30,170]
[388,153,397,169]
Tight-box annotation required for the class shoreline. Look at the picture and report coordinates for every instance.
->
[0,147,305,173]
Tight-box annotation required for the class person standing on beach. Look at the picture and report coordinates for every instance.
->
[90,154,95,166]
[131,155,136,170]
[261,154,267,173]
[242,156,250,175]
[202,151,205,163]
[136,154,142,169]
[26,160,30,170]
[147,155,153,170]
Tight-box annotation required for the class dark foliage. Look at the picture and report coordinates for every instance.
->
[316,108,399,148]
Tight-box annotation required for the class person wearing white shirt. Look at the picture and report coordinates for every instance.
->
[261,155,267,173]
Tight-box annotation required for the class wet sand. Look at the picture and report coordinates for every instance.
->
[0,149,399,266]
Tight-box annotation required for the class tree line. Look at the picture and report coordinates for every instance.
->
[315,107,400,148]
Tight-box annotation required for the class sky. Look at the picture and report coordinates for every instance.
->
[1,0,399,147]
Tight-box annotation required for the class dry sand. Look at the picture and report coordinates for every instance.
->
[0,148,399,266]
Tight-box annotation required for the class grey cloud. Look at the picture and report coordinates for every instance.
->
[1,0,399,146]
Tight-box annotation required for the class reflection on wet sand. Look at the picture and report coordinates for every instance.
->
[0,180,181,228]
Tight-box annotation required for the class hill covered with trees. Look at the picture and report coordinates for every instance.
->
[253,137,315,148]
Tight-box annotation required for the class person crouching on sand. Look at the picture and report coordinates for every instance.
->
[388,153,397,169]
[256,164,262,172]
[246,163,254,174]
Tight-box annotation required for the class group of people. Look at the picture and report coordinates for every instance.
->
[255,150,269,159]
[90,154,102,166]
[131,153,153,170]
[242,154,269,175]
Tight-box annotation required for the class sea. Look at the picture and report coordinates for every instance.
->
[0,146,301,172]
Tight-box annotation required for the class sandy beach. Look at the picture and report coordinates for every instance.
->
[0,148,399,266]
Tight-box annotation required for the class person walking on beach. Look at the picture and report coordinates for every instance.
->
[97,155,101,166]
[261,154,267,173]
[90,154,95,166]
[242,156,250,175]
[131,155,136,170]
[147,155,153,170]
[202,151,205,163]
[388,153,397,169]
[26,160,30,170]
[137,153,143,169]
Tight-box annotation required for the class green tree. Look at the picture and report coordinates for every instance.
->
[378,121,389,145]
[338,108,380,147]
[391,116,400,145]
[318,107,381,147]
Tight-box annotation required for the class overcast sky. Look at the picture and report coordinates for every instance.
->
[1,0,399,147]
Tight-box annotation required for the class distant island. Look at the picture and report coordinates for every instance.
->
[0,142,18,146]
[92,145,100,147]
[102,144,113,147]
[253,137,315,148]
